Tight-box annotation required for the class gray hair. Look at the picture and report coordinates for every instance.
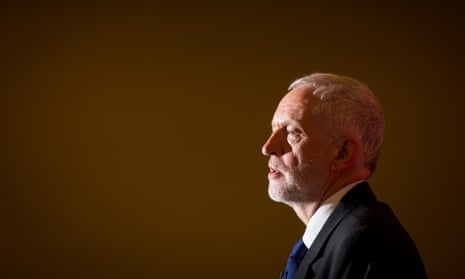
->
[289,73,385,174]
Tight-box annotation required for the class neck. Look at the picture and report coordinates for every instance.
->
[292,203,320,225]
[292,169,369,224]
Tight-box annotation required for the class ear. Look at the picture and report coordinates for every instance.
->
[332,138,360,171]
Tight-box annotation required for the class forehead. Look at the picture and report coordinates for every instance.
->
[272,86,319,127]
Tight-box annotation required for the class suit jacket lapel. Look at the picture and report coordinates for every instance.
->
[294,182,377,278]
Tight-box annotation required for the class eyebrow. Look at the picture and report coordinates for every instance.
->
[271,119,300,131]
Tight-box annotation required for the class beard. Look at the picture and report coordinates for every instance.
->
[268,160,328,204]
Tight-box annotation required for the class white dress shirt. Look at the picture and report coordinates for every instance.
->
[302,180,364,248]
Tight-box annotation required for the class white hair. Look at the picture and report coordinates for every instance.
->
[289,73,385,174]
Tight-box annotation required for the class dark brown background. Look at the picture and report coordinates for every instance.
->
[1,2,464,279]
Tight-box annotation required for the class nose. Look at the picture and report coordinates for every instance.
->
[262,130,283,156]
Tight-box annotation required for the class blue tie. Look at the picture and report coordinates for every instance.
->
[283,239,308,279]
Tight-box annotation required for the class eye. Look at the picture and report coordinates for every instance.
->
[286,127,303,143]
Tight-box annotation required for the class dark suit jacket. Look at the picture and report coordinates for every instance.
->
[294,182,427,279]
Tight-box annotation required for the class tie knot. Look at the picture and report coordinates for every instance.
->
[289,239,307,259]
[283,239,308,279]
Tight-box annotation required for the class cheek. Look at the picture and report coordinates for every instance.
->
[292,146,313,166]
[295,145,329,171]
[281,151,301,167]
[280,152,310,172]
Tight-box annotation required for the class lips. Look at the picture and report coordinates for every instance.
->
[268,166,279,173]
[268,165,282,178]
[267,158,286,178]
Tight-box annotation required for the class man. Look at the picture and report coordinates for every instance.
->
[262,73,427,279]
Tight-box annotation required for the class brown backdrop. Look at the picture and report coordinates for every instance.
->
[1,2,464,279]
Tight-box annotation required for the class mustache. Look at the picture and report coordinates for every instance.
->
[268,158,287,172]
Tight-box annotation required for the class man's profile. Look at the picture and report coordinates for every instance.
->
[262,73,427,279]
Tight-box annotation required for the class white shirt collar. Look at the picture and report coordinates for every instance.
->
[302,180,364,248]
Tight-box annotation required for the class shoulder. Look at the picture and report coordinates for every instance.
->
[305,183,427,278]
[322,201,426,278]
[328,200,406,250]
[334,182,410,242]
[335,201,412,251]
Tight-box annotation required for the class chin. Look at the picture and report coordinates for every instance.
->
[271,177,314,204]
[267,182,284,202]
[268,181,298,203]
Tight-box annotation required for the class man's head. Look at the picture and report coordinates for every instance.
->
[262,73,384,208]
